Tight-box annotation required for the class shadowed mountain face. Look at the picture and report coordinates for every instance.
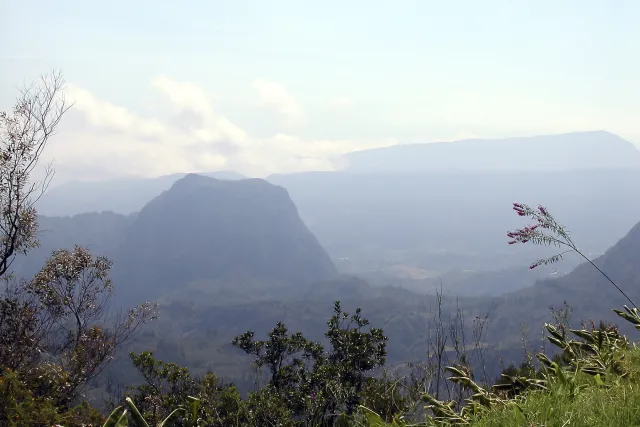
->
[112,174,337,302]
[343,131,640,173]
[36,171,245,216]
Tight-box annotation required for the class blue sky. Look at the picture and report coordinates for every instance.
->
[2,0,640,181]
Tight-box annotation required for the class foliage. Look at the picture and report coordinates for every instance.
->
[126,351,246,426]
[232,301,389,425]
[0,367,104,426]
[102,396,201,427]
[467,349,640,427]
[0,246,157,409]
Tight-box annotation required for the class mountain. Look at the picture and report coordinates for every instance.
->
[36,171,245,216]
[109,174,337,302]
[343,131,640,173]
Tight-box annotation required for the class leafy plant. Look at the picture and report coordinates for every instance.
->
[103,396,201,427]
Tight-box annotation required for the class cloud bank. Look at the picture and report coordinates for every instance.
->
[40,76,396,183]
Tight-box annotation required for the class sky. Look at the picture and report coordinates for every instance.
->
[2,0,640,183]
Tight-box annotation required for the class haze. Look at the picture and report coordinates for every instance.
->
[3,1,640,184]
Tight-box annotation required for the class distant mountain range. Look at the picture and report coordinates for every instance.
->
[343,131,640,173]
[37,131,640,217]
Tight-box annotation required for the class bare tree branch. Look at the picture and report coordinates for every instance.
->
[0,69,72,277]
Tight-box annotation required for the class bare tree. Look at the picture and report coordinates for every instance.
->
[0,70,70,277]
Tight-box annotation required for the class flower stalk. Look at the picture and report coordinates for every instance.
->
[507,202,636,308]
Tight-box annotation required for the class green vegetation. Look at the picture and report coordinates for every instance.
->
[470,349,640,427]
[3,72,640,426]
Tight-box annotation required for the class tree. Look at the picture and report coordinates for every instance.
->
[0,245,158,409]
[28,246,157,404]
[126,351,246,426]
[322,301,387,417]
[0,72,158,419]
[232,321,313,392]
[0,70,69,278]
[232,301,388,425]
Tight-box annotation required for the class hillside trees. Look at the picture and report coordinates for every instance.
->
[0,71,157,424]
[124,302,394,426]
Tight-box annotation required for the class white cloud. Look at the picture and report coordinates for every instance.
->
[331,96,352,109]
[252,78,306,126]
[38,76,394,184]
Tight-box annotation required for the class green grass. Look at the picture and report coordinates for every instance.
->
[469,348,640,427]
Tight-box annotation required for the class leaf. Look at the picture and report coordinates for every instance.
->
[159,407,186,427]
[125,397,150,427]
[594,373,605,387]
[102,406,128,427]
[186,395,201,425]
[359,405,387,426]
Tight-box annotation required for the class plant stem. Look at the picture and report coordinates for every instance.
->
[574,249,637,308]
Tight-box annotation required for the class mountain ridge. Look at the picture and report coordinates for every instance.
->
[343,131,640,173]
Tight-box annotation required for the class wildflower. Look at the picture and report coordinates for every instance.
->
[512,202,527,216]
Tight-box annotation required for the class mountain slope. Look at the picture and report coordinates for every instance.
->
[112,174,337,302]
[343,131,640,173]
